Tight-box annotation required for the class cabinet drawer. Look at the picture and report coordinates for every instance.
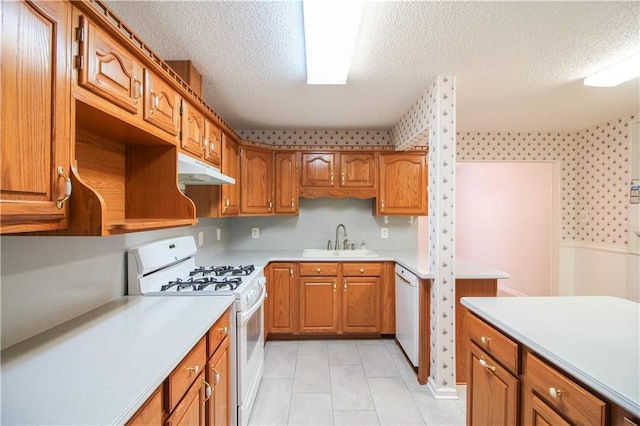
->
[468,313,519,374]
[343,262,381,276]
[167,337,207,411]
[299,263,339,276]
[525,351,606,426]
[208,308,231,357]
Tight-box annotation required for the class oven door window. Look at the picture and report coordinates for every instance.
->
[245,304,262,364]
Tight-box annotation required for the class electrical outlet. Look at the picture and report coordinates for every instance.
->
[198,231,204,246]
[216,228,221,241]
[251,227,259,239]
[381,227,388,239]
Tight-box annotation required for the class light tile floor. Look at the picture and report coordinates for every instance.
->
[249,339,466,426]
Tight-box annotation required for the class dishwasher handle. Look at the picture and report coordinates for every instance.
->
[394,264,419,287]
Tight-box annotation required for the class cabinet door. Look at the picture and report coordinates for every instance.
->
[220,135,240,216]
[340,153,376,188]
[342,277,380,333]
[77,14,143,115]
[377,153,428,215]
[204,119,222,167]
[165,373,206,426]
[300,152,335,187]
[180,100,205,158]
[299,277,338,333]
[143,69,180,136]
[274,152,298,215]
[240,147,273,215]
[127,386,165,425]
[467,343,519,426]
[206,337,230,426]
[524,393,571,426]
[268,263,298,334]
[1,0,72,234]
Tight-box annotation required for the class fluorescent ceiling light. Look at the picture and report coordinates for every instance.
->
[584,52,640,87]
[303,0,365,85]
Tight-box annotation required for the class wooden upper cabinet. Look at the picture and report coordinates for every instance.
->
[220,135,240,216]
[299,151,377,199]
[180,100,205,157]
[274,152,299,215]
[143,68,180,136]
[300,152,335,187]
[1,0,72,234]
[377,152,428,215]
[340,153,376,188]
[77,14,143,115]
[204,119,222,167]
[240,146,273,215]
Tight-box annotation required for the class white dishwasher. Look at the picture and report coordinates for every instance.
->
[395,264,419,367]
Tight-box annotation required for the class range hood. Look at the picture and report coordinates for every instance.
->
[177,152,235,185]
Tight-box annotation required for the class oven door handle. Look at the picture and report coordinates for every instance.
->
[238,283,266,326]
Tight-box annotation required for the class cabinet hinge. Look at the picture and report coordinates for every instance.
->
[75,55,85,70]
[76,27,85,43]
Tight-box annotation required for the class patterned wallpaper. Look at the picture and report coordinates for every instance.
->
[389,90,431,149]
[237,129,393,149]
[457,113,636,247]
[426,76,458,394]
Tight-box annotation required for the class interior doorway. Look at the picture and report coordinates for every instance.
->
[455,161,558,296]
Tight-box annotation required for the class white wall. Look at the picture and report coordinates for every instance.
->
[227,198,419,251]
[456,162,555,296]
[0,219,229,349]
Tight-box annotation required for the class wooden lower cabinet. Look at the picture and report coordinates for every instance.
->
[299,276,339,333]
[467,342,519,426]
[297,262,381,335]
[266,263,298,335]
[165,373,206,426]
[126,308,231,426]
[206,336,230,426]
[467,312,629,426]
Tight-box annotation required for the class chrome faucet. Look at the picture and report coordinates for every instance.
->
[335,224,348,250]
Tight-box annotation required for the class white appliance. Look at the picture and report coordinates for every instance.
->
[127,236,265,426]
[178,152,236,185]
[395,264,419,367]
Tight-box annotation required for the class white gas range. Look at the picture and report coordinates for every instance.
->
[127,236,266,426]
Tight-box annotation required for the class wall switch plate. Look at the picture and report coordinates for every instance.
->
[251,227,259,239]
[381,227,389,238]
[216,228,221,241]
[198,231,204,246]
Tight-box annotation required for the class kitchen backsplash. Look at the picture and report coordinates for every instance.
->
[227,198,419,251]
[457,113,636,247]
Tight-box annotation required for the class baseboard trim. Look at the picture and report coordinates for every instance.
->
[427,377,460,399]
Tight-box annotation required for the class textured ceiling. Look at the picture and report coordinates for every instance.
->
[105,1,639,132]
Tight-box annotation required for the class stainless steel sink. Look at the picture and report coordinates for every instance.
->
[302,248,378,258]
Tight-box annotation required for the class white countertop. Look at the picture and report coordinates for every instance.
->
[200,249,510,280]
[461,296,640,416]
[1,295,234,425]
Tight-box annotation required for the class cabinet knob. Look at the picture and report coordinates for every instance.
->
[381,200,385,211]
[132,76,143,105]
[316,268,321,273]
[549,387,562,399]
[360,268,364,273]
[290,267,294,276]
[149,90,159,115]
[185,365,200,374]
[202,378,212,403]
[480,336,492,344]
[478,357,496,373]
[291,199,295,210]
[333,280,336,292]
[343,280,347,292]
[211,366,221,386]
[217,326,228,334]
[56,167,72,209]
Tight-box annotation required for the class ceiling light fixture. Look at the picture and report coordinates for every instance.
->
[584,52,640,87]
[303,0,365,85]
